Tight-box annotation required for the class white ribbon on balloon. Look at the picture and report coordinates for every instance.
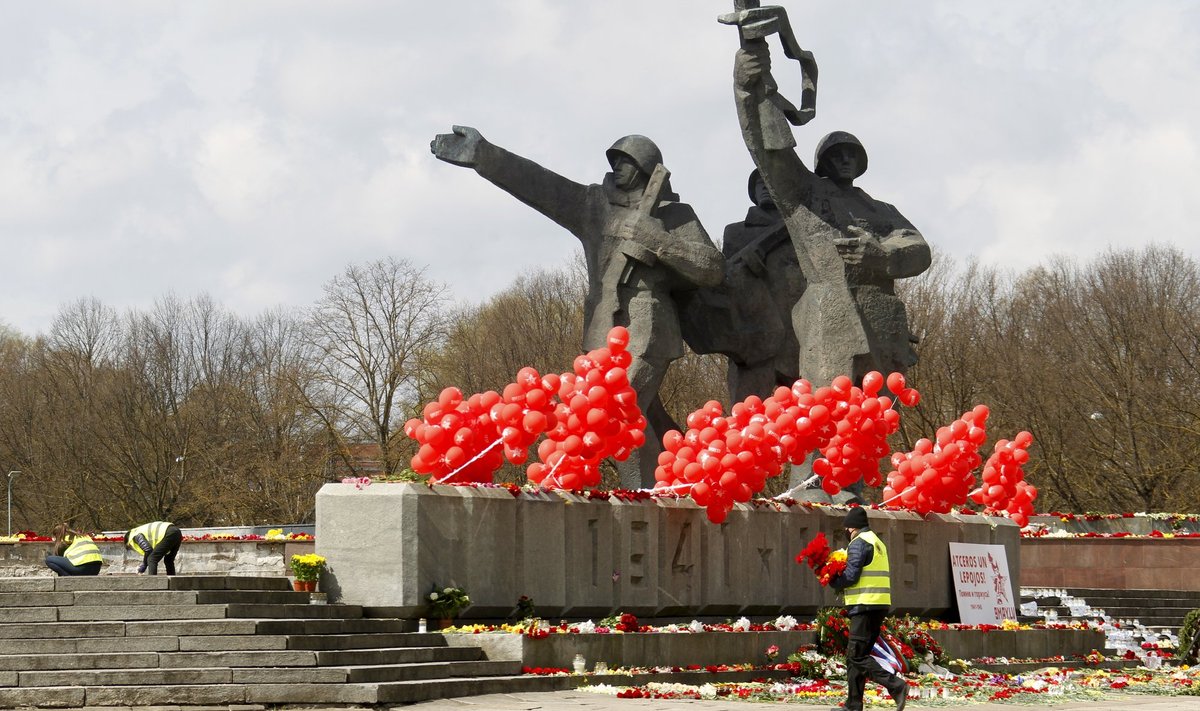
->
[432,437,504,485]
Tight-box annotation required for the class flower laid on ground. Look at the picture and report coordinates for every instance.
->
[794,532,847,586]
[290,553,326,582]
[428,585,470,618]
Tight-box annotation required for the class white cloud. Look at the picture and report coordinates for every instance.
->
[0,0,1196,337]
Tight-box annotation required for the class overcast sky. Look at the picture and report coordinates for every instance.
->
[2,1,1197,337]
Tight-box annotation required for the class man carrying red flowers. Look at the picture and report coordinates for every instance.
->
[829,507,909,711]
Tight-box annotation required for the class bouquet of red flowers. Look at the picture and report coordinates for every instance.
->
[795,532,848,587]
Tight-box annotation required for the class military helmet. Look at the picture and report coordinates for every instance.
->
[814,131,868,179]
[746,168,763,203]
[606,134,664,176]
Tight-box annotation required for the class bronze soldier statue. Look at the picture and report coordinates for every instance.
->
[733,41,931,390]
[431,126,724,488]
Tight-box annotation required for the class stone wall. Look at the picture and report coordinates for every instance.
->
[1023,538,1200,590]
[0,539,313,577]
[315,483,1020,619]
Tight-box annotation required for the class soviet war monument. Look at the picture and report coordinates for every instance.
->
[432,4,929,493]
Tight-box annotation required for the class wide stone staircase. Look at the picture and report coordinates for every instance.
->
[1021,586,1198,659]
[0,575,565,707]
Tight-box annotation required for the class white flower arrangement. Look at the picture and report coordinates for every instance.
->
[732,616,752,632]
[688,620,705,633]
[773,614,798,630]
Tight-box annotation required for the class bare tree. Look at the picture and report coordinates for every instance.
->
[305,257,450,477]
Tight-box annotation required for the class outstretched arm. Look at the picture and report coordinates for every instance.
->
[432,126,589,235]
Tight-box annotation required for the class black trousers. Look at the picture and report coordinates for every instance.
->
[845,608,905,710]
[147,525,183,575]
[45,556,101,576]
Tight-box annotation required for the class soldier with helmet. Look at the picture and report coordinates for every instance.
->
[733,41,932,389]
[431,126,724,488]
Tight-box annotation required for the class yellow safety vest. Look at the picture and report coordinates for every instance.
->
[127,521,171,556]
[64,536,103,566]
[843,529,892,606]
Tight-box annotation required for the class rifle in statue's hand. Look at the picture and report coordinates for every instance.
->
[720,0,818,138]
[618,164,671,285]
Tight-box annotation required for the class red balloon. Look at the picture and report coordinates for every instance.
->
[607,326,630,350]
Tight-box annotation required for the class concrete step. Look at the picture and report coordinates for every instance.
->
[0,592,74,607]
[254,618,411,635]
[0,579,55,594]
[373,674,574,704]
[195,590,311,605]
[0,651,160,672]
[72,590,199,606]
[178,634,289,651]
[224,603,363,619]
[57,604,229,622]
[344,659,521,683]
[0,608,57,623]
[0,621,127,640]
[314,646,484,666]
[8,636,179,654]
[286,632,444,650]
[159,650,319,668]
[127,619,259,637]
[18,666,237,687]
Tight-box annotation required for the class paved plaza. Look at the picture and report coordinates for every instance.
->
[397,690,1200,710]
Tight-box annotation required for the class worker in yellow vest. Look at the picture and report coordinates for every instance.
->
[830,507,908,711]
[44,523,103,576]
[124,521,183,575]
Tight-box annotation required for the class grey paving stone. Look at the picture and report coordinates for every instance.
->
[315,647,482,666]
[57,604,228,622]
[158,650,318,668]
[178,635,289,652]
[0,621,125,640]
[0,607,57,623]
[345,659,521,683]
[168,576,290,591]
[75,636,179,653]
[72,591,199,607]
[55,576,170,592]
[229,667,347,684]
[224,603,363,619]
[0,592,75,607]
[0,578,54,594]
[241,682,380,704]
[0,685,85,706]
[0,651,159,671]
[286,632,440,650]
[21,667,232,687]
[126,619,257,637]
[83,683,248,706]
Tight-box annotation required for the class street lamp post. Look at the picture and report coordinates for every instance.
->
[6,471,20,536]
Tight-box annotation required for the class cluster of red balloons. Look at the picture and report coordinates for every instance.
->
[406,327,645,489]
[406,387,507,483]
[654,371,909,524]
[973,431,1038,527]
[494,367,562,467]
[812,372,908,496]
[527,327,647,490]
[883,405,990,515]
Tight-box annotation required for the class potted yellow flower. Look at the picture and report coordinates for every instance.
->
[290,553,326,592]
